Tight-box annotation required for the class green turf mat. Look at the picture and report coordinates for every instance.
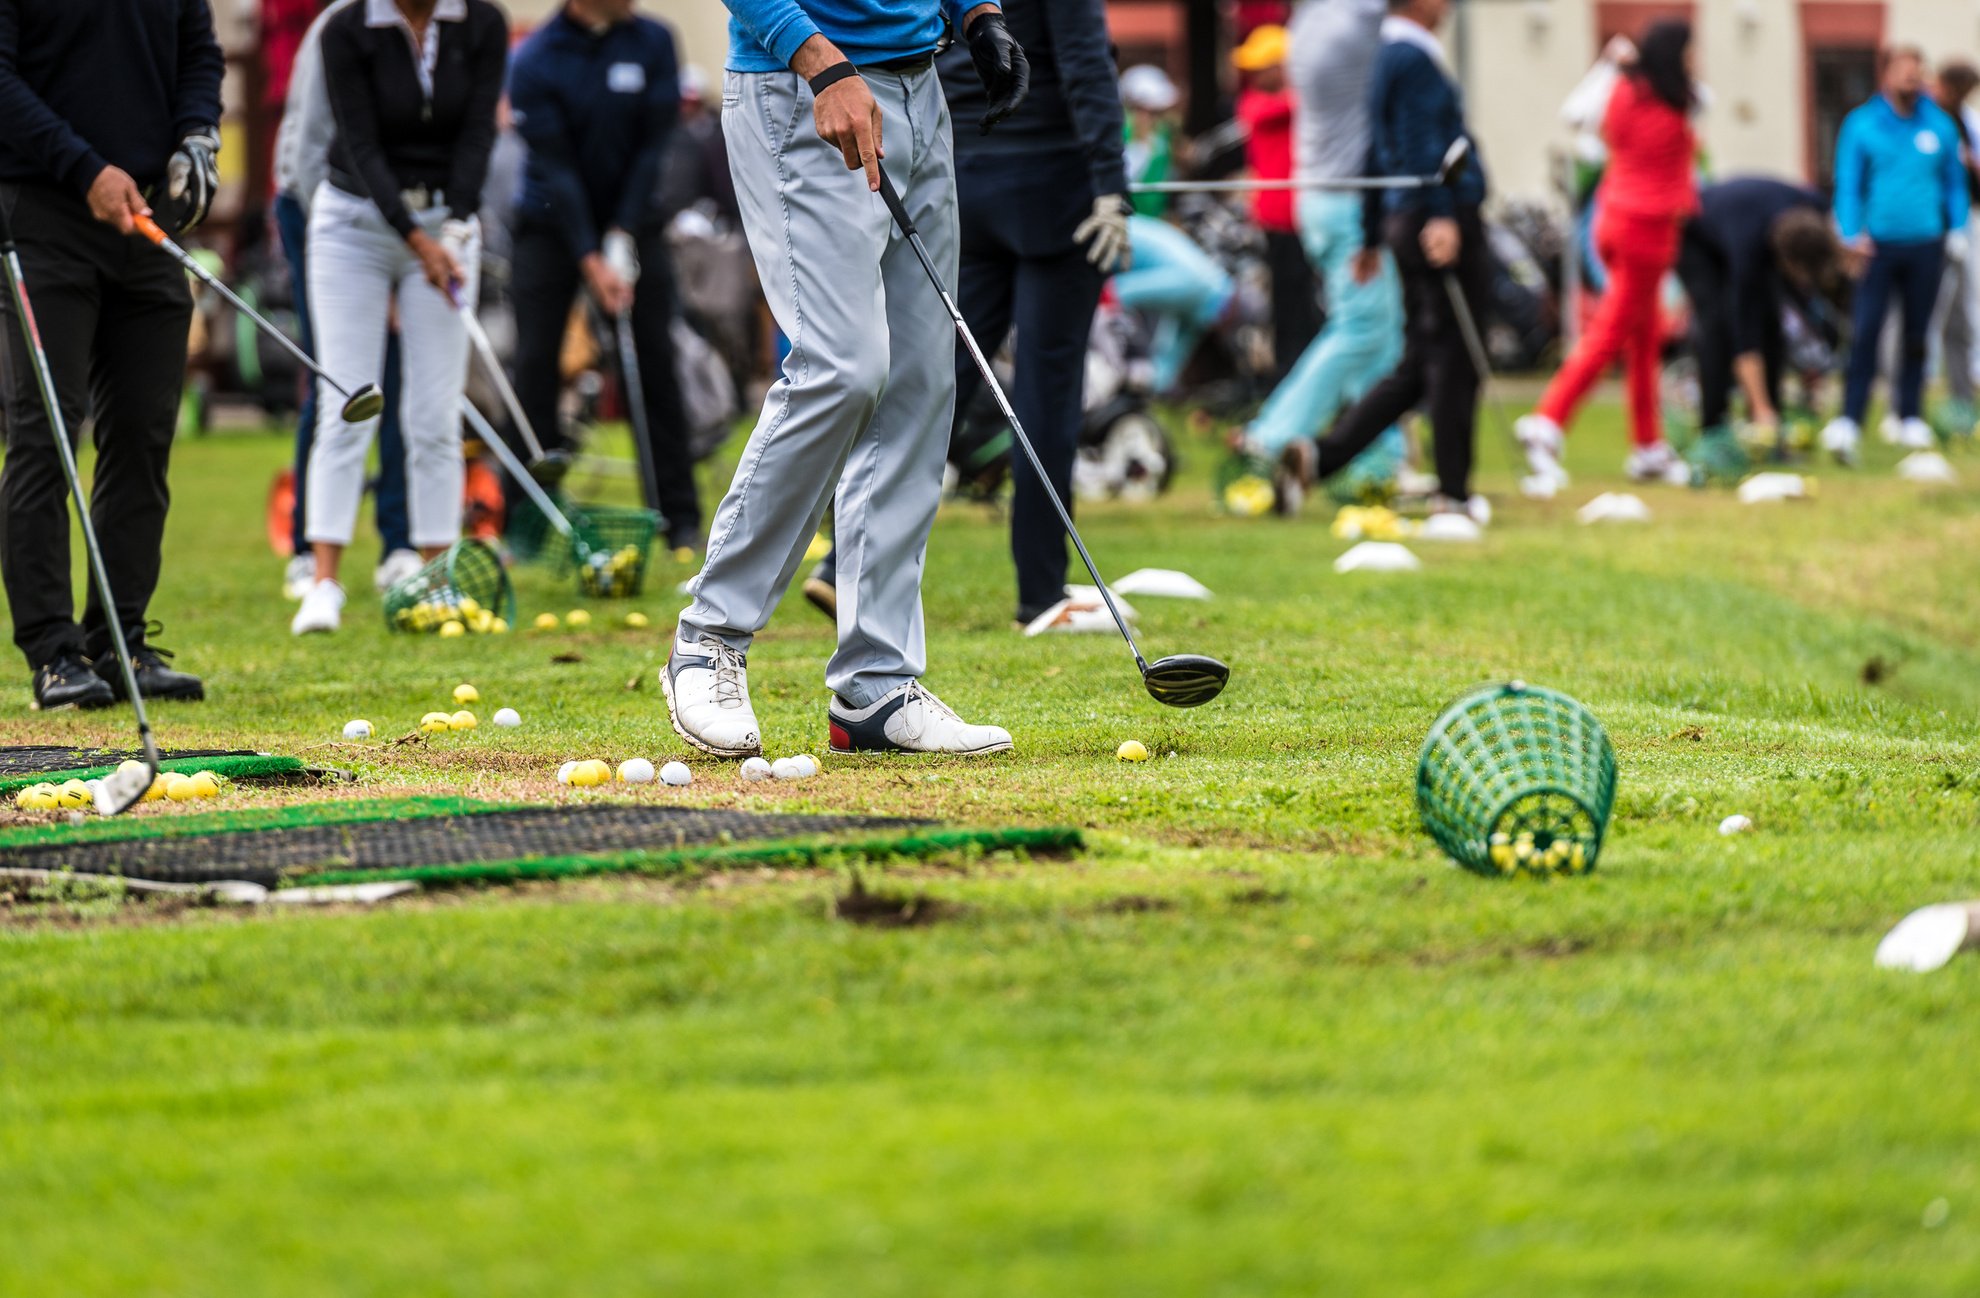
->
[0,754,313,798]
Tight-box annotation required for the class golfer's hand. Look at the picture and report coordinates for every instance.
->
[87,166,149,235]
[1421,217,1460,269]
[583,252,634,316]
[1843,234,1874,278]
[1351,248,1383,285]
[965,5,1030,134]
[1073,194,1132,271]
[408,228,463,296]
[793,36,884,191]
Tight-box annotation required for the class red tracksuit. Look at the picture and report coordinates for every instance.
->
[1536,75,1697,447]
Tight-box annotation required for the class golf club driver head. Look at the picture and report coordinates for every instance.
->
[87,760,156,817]
[340,383,386,423]
[1143,654,1231,708]
[528,449,574,488]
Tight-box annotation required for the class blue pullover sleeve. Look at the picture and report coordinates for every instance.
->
[722,0,820,70]
[171,0,226,137]
[946,0,997,35]
[509,49,602,259]
[1386,51,1456,219]
[1042,0,1128,197]
[1833,110,1868,242]
[613,25,680,234]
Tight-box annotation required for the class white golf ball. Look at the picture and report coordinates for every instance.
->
[556,760,579,785]
[660,761,693,787]
[771,757,803,781]
[790,754,819,778]
[1719,814,1754,836]
[739,757,774,782]
[492,707,521,728]
[618,758,657,784]
[342,719,373,740]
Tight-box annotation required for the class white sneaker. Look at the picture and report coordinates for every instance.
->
[1625,442,1692,486]
[660,633,762,757]
[290,580,345,635]
[1897,417,1937,450]
[373,548,424,594]
[1515,413,1570,496]
[1878,414,1903,444]
[283,553,316,600]
[828,681,1013,755]
[1820,417,1862,466]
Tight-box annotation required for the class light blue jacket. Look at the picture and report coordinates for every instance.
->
[723,0,989,73]
[1833,94,1969,244]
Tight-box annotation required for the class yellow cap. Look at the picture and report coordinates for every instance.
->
[1233,24,1288,72]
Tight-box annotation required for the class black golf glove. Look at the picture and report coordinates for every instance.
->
[966,11,1029,134]
[157,129,220,234]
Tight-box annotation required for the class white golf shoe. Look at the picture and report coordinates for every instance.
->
[1625,442,1692,485]
[373,548,424,594]
[290,580,345,635]
[661,633,762,757]
[828,682,1013,756]
[1820,417,1861,466]
[1515,413,1570,497]
[1896,417,1937,450]
[282,552,316,600]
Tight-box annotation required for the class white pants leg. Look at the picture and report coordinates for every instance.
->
[303,185,478,551]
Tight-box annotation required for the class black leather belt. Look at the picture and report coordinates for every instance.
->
[867,50,936,74]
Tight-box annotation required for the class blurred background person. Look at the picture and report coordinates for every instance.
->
[508,0,698,551]
[1517,20,1699,493]
[291,0,508,635]
[271,0,416,603]
[1821,45,1969,465]
[1232,23,1318,381]
[1929,59,1980,436]
[1121,64,1182,219]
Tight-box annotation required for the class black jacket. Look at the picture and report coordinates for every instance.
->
[937,0,1127,198]
[321,0,509,239]
[0,0,224,195]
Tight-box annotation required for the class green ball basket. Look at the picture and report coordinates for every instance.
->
[566,503,661,599]
[1416,682,1618,878]
[505,489,571,564]
[1214,451,1276,517]
[382,539,517,635]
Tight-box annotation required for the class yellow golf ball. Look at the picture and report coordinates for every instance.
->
[624,611,650,629]
[566,609,592,628]
[453,683,480,705]
[459,596,482,617]
[55,779,93,808]
[164,773,200,802]
[187,772,221,800]
[419,711,453,734]
[439,620,466,638]
[143,776,168,802]
[1116,740,1149,763]
[569,759,612,788]
[490,617,510,634]
[533,612,560,631]
[450,709,478,730]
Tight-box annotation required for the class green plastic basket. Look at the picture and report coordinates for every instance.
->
[1416,682,1618,878]
[382,539,517,635]
[567,503,661,598]
[505,489,571,564]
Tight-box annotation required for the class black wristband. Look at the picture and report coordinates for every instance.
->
[808,62,859,96]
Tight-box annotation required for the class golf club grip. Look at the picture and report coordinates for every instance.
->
[132,213,170,247]
[874,171,916,237]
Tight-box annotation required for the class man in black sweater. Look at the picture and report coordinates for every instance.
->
[0,0,223,709]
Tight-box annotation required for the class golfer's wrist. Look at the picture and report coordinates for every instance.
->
[791,34,848,81]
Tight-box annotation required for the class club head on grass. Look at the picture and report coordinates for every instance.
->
[528,449,574,489]
[1143,654,1231,708]
[88,760,155,817]
[340,384,386,423]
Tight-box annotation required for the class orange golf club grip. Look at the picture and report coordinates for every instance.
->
[132,213,167,245]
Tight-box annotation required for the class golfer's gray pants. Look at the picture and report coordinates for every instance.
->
[682,66,957,708]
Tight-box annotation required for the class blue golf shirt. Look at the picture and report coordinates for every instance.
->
[722,0,994,73]
[1833,93,1969,245]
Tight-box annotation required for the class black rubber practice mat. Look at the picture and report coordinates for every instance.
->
[0,747,259,775]
[0,805,926,887]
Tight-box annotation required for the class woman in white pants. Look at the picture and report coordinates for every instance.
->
[292,0,507,635]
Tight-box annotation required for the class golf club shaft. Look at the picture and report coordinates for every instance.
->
[876,173,1150,671]
[1132,173,1445,195]
[1440,272,1524,458]
[0,240,159,789]
[132,214,358,403]
[459,305,549,461]
[458,398,575,538]
[613,309,666,517]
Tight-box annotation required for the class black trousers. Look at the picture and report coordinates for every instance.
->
[1676,227,1782,430]
[1318,205,1490,499]
[509,220,700,542]
[953,147,1105,619]
[1265,227,1322,381]
[0,183,189,670]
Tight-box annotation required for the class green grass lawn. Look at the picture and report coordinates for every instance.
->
[3,398,1979,1294]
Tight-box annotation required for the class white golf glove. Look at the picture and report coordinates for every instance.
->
[1948,229,1970,264]
[1074,194,1132,272]
[603,230,641,288]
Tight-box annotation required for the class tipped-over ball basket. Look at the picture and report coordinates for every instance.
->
[383,539,516,634]
[1417,682,1618,877]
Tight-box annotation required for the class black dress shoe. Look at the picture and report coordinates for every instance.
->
[33,652,116,711]
[95,629,205,702]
